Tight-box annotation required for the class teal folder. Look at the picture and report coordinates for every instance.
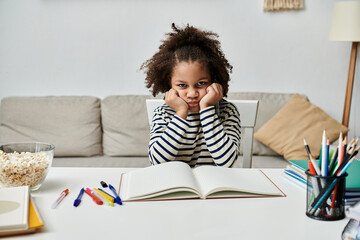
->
[289,159,360,191]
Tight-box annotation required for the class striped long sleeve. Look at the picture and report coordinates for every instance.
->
[200,105,241,167]
[148,99,241,168]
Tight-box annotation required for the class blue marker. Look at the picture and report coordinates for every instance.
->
[108,184,123,205]
[74,188,84,207]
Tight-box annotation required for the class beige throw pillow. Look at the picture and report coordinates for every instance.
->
[227,92,309,156]
[254,94,348,160]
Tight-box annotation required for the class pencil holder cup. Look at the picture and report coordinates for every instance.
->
[305,170,347,221]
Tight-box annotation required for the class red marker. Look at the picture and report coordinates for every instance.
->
[51,189,69,209]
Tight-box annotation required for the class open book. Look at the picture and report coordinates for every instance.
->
[119,161,285,201]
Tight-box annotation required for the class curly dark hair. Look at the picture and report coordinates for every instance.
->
[141,23,233,97]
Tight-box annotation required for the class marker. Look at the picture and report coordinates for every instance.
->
[51,189,69,209]
[98,188,115,198]
[92,188,114,207]
[94,188,115,203]
[109,184,123,205]
[100,181,108,188]
[73,188,84,207]
[85,188,103,205]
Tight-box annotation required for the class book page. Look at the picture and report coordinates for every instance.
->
[121,161,201,200]
[192,166,283,198]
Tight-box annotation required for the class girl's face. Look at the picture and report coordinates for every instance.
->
[171,61,211,112]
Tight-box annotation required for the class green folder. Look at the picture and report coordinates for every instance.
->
[289,158,360,191]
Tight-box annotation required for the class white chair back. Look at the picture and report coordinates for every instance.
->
[145,99,259,168]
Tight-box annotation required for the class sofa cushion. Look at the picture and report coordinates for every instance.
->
[254,94,348,160]
[101,95,153,157]
[227,92,303,156]
[0,96,102,157]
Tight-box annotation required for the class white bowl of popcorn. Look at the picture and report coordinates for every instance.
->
[0,142,54,191]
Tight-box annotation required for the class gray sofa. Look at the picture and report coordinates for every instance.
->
[0,93,294,168]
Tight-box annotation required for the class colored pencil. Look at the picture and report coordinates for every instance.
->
[303,138,320,175]
[321,129,326,176]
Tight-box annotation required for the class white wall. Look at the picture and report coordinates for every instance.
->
[0,0,359,139]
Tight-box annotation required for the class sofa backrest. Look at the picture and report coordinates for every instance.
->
[0,96,102,157]
[101,95,154,157]
[0,93,301,158]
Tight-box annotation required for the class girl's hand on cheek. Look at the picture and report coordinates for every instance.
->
[165,89,188,119]
[200,83,223,110]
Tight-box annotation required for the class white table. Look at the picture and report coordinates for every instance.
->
[13,167,348,240]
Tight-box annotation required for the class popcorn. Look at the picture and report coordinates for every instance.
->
[0,150,51,188]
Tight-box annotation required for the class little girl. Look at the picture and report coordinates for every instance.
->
[141,24,241,168]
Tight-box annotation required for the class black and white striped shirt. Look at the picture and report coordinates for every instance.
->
[149,99,241,168]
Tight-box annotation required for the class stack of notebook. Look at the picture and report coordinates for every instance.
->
[0,186,44,237]
[342,201,360,239]
[283,159,360,205]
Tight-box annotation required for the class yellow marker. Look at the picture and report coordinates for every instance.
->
[93,189,114,207]
[94,188,115,203]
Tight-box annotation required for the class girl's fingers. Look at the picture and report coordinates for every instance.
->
[209,83,223,100]
[213,83,222,94]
